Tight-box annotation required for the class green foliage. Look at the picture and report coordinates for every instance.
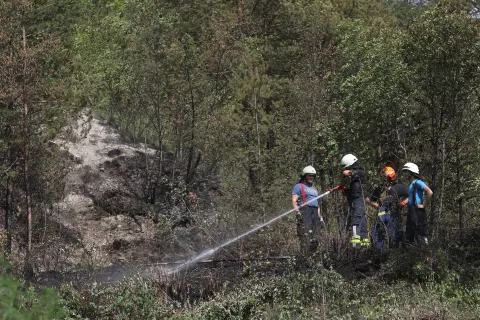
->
[167,262,480,319]
[0,258,65,319]
[59,280,175,320]
[336,20,411,164]
[382,246,451,283]
[57,241,480,319]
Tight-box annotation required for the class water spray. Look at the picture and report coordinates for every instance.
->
[169,186,340,274]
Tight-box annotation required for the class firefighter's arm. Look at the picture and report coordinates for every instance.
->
[400,198,408,208]
[351,169,365,181]
[292,194,300,212]
[318,207,324,220]
[365,197,380,209]
[418,186,433,208]
[341,175,352,190]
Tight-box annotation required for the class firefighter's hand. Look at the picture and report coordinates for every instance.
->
[335,184,346,194]
[331,185,345,192]
[296,211,303,221]
[319,216,325,228]
[343,169,353,177]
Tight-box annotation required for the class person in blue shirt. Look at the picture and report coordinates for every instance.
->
[401,162,433,245]
[292,165,324,254]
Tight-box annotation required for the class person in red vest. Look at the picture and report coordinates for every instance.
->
[291,165,324,254]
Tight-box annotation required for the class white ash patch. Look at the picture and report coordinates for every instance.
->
[50,110,159,269]
[54,111,155,168]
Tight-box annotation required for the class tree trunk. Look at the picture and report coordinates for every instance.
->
[456,147,467,241]
[185,46,197,186]
[152,114,163,223]
[4,124,14,254]
[5,175,12,254]
[320,168,327,218]
[438,139,446,224]
[459,197,466,242]
[22,27,33,275]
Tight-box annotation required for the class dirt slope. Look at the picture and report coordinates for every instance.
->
[51,110,163,270]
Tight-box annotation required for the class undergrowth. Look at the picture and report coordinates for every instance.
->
[0,257,65,320]
[58,243,480,319]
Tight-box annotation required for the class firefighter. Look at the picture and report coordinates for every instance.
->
[401,162,433,246]
[366,166,409,249]
[340,154,369,248]
[292,166,324,254]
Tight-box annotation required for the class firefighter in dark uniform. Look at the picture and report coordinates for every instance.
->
[366,166,409,249]
[340,154,369,248]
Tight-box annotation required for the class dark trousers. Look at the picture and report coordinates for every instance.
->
[296,206,320,254]
[405,206,429,245]
[373,210,402,249]
[348,199,368,239]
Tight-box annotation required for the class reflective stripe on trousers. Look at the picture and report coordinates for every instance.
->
[349,198,368,239]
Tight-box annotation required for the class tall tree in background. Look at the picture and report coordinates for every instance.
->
[404,0,480,236]
[336,22,411,167]
[49,0,480,247]
[0,2,22,254]
[0,0,72,269]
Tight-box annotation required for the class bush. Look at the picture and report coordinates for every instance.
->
[59,279,175,320]
[0,258,65,320]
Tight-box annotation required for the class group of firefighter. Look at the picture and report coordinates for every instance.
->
[291,154,433,254]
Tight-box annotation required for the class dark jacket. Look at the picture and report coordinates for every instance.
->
[368,181,409,216]
[342,163,366,206]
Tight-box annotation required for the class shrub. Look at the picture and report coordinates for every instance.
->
[0,258,65,320]
[59,279,175,320]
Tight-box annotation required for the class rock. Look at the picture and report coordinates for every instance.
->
[50,113,164,269]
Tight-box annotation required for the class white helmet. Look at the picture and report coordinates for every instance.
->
[302,165,316,176]
[340,154,358,169]
[402,162,419,174]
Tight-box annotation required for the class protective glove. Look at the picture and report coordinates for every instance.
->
[296,211,303,222]
[320,217,326,229]
[329,185,345,193]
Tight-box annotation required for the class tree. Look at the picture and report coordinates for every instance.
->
[404,0,480,235]
[0,0,73,269]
